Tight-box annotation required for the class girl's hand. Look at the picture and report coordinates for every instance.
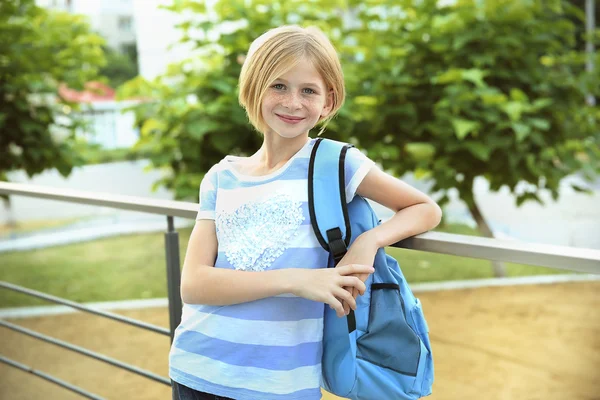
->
[289,264,374,317]
[336,233,379,314]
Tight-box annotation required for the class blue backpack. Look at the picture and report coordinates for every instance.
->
[308,138,434,400]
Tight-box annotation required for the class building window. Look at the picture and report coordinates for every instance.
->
[118,16,133,32]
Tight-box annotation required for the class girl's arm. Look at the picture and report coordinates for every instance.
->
[180,220,373,316]
[335,165,442,314]
[356,165,442,247]
[180,220,286,304]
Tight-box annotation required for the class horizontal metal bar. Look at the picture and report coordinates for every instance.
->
[0,354,105,400]
[393,232,600,274]
[1,182,599,273]
[0,181,197,219]
[0,282,170,336]
[0,320,170,386]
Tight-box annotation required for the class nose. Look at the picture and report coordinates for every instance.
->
[282,91,302,111]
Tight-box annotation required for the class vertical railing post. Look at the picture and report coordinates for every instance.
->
[165,216,183,342]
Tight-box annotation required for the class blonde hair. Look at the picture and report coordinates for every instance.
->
[238,25,345,135]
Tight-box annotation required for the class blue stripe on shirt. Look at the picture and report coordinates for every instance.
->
[170,367,322,400]
[217,158,310,189]
[174,330,321,370]
[192,296,323,321]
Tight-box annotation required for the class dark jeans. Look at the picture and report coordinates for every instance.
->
[172,381,235,400]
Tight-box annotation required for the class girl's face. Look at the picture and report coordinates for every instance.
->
[261,57,333,139]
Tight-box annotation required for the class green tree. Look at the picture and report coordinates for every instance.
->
[100,44,138,89]
[341,0,598,275]
[568,0,598,51]
[120,0,599,276]
[0,0,106,225]
[0,0,106,181]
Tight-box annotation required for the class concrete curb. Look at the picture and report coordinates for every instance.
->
[0,298,168,319]
[0,218,194,253]
[410,273,600,292]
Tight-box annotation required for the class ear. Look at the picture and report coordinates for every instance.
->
[320,89,334,120]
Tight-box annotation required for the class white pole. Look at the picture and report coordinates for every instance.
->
[585,0,596,106]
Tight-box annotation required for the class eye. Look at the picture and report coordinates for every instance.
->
[272,83,285,90]
[303,88,317,95]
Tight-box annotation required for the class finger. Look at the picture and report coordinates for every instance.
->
[342,287,352,314]
[334,287,357,311]
[338,264,375,275]
[339,276,366,294]
[342,299,349,315]
[328,296,345,317]
[334,295,347,314]
[357,285,366,296]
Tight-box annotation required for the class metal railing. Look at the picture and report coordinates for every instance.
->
[1,181,599,399]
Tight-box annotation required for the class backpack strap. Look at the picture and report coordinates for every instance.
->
[308,138,357,333]
[308,138,353,260]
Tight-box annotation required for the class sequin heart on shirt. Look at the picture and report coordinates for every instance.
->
[215,192,305,272]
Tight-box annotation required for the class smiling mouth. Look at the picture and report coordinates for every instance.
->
[276,114,305,124]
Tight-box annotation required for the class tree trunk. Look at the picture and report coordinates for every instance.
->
[467,198,507,278]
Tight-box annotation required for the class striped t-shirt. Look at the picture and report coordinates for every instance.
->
[169,137,374,400]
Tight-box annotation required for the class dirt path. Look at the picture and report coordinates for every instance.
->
[1,281,599,400]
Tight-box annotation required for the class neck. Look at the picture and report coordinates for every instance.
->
[254,133,310,170]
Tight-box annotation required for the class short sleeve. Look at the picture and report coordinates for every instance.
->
[344,147,375,203]
[196,166,218,220]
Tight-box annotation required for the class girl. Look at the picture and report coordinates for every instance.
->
[169,25,442,400]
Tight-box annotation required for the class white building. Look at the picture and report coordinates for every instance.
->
[35,0,140,149]
[78,101,140,149]
[132,0,199,80]
[58,82,139,149]
[37,0,136,52]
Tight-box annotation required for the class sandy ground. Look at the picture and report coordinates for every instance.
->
[1,281,599,400]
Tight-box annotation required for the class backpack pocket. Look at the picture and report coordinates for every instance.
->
[356,283,421,377]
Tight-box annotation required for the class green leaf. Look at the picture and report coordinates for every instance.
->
[187,120,220,140]
[528,118,551,131]
[414,168,432,180]
[512,122,531,142]
[509,88,528,102]
[463,142,492,161]
[570,184,592,194]
[210,133,238,153]
[432,69,462,85]
[461,69,488,88]
[354,96,378,106]
[540,56,555,67]
[451,118,480,139]
[531,98,553,111]
[516,192,543,207]
[141,118,167,137]
[405,143,436,161]
[501,102,526,121]
[480,91,508,106]
[210,79,233,94]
